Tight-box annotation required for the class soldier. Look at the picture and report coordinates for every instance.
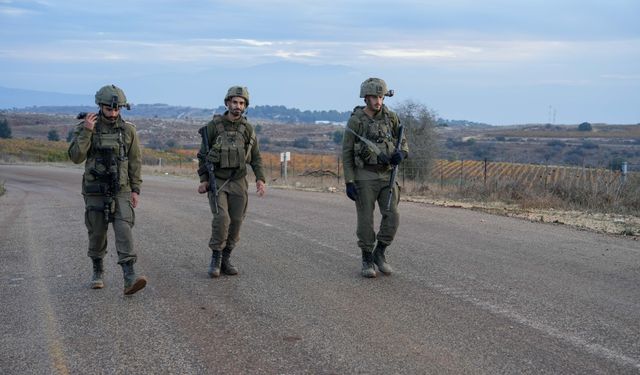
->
[197,86,266,278]
[68,84,147,295]
[342,78,409,278]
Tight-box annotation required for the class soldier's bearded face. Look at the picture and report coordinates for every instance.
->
[101,105,120,120]
[366,95,384,112]
[227,97,246,117]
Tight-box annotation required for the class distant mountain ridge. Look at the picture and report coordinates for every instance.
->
[0,86,93,108]
[1,86,490,126]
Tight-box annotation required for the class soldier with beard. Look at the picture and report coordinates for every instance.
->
[197,86,266,278]
[342,78,409,278]
[68,84,147,295]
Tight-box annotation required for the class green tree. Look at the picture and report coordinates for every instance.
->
[47,129,60,141]
[332,129,344,144]
[293,136,310,149]
[0,117,11,139]
[165,139,178,149]
[66,129,75,142]
[578,122,592,131]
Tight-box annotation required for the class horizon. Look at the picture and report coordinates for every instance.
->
[1,1,639,125]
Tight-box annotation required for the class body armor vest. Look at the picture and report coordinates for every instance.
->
[207,116,252,169]
[83,122,128,195]
[351,106,396,168]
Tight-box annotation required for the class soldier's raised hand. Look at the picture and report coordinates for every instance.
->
[83,112,98,131]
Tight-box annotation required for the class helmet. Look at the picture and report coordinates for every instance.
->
[359,78,393,98]
[95,84,130,109]
[224,86,250,107]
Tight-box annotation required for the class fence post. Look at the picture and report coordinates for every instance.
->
[337,156,341,185]
[484,158,488,186]
[320,155,324,186]
[459,159,464,189]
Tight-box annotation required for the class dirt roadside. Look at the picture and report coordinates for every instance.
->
[404,196,640,239]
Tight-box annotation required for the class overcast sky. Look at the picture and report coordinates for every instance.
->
[1,0,639,125]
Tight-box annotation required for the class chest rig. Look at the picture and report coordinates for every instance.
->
[207,116,251,169]
[351,106,396,168]
[83,120,130,222]
[84,120,129,195]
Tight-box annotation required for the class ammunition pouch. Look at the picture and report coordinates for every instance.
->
[209,122,248,169]
[84,182,110,195]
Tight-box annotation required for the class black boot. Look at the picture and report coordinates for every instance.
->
[361,249,376,278]
[121,261,147,295]
[91,258,104,289]
[373,242,393,276]
[221,248,238,276]
[208,251,222,278]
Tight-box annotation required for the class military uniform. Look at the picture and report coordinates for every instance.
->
[198,87,265,277]
[342,78,408,277]
[68,84,146,295]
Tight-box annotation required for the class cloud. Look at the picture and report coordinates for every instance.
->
[601,74,640,80]
[362,48,456,59]
[0,5,34,15]
[235,39,273,47]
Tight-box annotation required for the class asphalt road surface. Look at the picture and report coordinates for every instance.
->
[1,164,639,374]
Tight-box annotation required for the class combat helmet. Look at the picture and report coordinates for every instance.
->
[224,86,250,107]
[359,78,394,98]
[95,84,130,109]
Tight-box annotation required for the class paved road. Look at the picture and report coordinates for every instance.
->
[1,164,639,374]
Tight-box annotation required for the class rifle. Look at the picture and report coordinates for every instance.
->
[386,123,405,210]
[200,126,219,214]
[89,146,119,222]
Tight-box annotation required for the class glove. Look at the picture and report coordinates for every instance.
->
[377,153,390,165]
[390,150,406,166]
[346,183,358,201]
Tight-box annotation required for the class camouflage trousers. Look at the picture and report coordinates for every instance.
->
[84,192,136,264]
[354,179,400,252]
[208,177,248,252]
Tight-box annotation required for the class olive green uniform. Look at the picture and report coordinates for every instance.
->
[342,104,408,253]
[197,112,265,252]
[68,113,142,264]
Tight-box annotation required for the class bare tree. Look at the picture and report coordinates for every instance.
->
[392,100,438,184]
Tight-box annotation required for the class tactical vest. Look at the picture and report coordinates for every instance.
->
[207,116,254,169]
[83,122,129,195]
[351,106,396,168]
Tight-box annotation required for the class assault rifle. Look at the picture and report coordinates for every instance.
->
[90,146,120,222]
[386,122,405,210]
[200,126,219,214]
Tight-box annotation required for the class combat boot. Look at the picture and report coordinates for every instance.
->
[90,258,104,289]
[208,250,222,278]
[121,261,147,295]
[221,248,238,276]
[373,242,393,276]
[361,249,376,278]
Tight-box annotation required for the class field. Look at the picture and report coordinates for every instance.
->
[2,111,639,234]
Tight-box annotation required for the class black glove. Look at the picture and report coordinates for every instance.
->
[390,150,406,166]
[346,183,358,201]
[377,153,390,165]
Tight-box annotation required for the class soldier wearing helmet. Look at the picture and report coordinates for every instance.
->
[68,84,147,295]
[342,78,409,278]
[197,86,266,278]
